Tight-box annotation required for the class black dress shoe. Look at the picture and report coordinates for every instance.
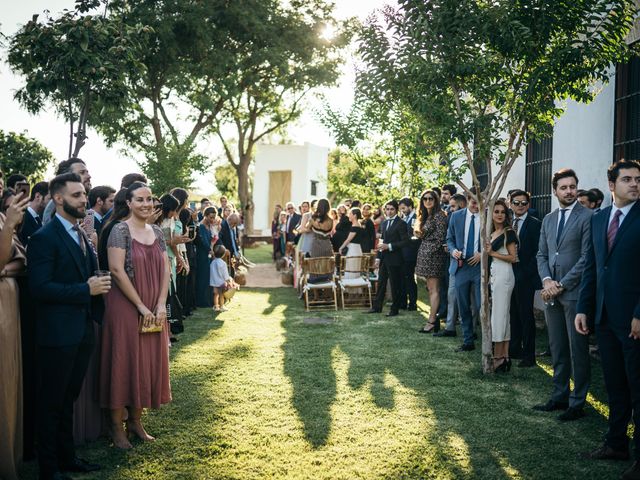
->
[365,308,382,314]
[385,311,399,317]
[40,472,73,480]
[532,399,569,412]
[558,406,586,422]
[434,330,456,338]
[60,457,102,473]
[455,343,475,352]
[580,444,629,461]
[623,460,640,480]
[407,305,418,311]
[517,359,536,368]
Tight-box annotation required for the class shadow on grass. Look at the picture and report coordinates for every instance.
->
[274,287,619,479]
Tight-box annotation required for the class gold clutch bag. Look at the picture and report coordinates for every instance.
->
[138,315,163,334]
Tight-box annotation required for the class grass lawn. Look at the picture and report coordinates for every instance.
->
[243,243,274,265]
[20,285,624,480]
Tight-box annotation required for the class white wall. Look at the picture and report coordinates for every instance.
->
[253,142,329,235]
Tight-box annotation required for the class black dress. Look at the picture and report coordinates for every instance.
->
[331,215,351,252]
[362,218,375,253]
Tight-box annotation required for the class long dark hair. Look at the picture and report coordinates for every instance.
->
[157,193,179,224]
[491,198,512,233]
[416,189,441,232]
[313,198,330,222]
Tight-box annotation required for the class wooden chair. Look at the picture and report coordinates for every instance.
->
[302,256,338,311]
[337,255,372,309]
[364,252,379,295]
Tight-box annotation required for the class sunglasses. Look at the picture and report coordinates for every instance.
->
[422,197,435,201]
[511,200,529,206]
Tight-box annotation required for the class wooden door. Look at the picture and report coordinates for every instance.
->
[268,170,291,221]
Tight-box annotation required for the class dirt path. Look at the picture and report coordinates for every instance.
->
[243,263,288,288]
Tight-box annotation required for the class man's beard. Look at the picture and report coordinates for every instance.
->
[63,199,86,219]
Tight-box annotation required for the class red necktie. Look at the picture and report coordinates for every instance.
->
[607,209,623,251]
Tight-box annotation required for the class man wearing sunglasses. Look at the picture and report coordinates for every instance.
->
[509,190,542,367]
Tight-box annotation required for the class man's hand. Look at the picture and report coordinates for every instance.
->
[468,252,481,266]
[87,275,111,296]
[543,279,561,297]
[377,242,389,252]
[630,318,640,340]
[452,249,462,260]
[575,313,590,335]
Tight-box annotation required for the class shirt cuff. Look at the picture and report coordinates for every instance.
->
[388,243,393,252]
[542,277,551,282]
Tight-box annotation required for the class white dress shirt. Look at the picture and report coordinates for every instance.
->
[513,212,528,236]
[463,209,480,255]
[556,200,578,228]
[608,200,636,228]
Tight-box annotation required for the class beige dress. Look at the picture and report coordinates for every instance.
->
[0,213,26,480]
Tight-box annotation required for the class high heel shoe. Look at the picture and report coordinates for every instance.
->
[494,357,509,373]
[505,358,512,372]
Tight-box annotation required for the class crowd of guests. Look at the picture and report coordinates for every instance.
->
[0,159,247,480]
[275,160,640,480]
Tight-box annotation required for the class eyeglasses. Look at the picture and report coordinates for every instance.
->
[511,200,529,206]
[422,197,435,201]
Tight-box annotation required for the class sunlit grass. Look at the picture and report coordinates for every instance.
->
[19,288,626,479]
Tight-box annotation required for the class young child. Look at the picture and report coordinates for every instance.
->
[210,245,238,312]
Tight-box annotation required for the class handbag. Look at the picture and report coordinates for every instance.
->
[138,314,163,334]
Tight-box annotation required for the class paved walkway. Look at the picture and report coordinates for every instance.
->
[244,262,287,288]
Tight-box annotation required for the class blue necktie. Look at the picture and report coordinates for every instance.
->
[465,214,475,259]
[556,209,566,245]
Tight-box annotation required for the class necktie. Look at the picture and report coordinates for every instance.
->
[556,209,567,245]
[72,224,87,256]
[35,215,42,227]
[465,214,476,259]
[513,217,520,234]
[607,209,623,251]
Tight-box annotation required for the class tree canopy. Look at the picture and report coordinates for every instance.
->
[0,130,55,183]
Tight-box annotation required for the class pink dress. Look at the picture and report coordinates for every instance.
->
[100,223,171,409]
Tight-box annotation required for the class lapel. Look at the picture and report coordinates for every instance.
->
[595,206,611,263]
[518,215,529,241]
[53,217,87,277]
[608,202,640,258]
[556,204,581,248]
[456,209,467,250]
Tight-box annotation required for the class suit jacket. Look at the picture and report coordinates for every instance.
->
[286,213,301,243]
[18,210,41,247]
[401,211,420,263]
[27,216,103,347]
[446,208,480,277]
[577,202,640,326]
[512,214,542,290]
[377,216,410,267]
[536,202,592,301]
[216,220,238,255]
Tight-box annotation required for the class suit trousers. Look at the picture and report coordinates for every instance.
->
[37,324,94,476]
[454,264,480,346]
[545,298,590,408]
[399,260,417,309]
[597,314,640,458]
[509,282,537,362]
[444,273,458,332]
[374,260,403,313]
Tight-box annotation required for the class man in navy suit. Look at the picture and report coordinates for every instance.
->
[576,160,640,479]
[27,173,110,480]
[18,181,49,247]
[446,189,481,351]
[399,197,419,310]
[508,189,542,367]
[367,199,410,317]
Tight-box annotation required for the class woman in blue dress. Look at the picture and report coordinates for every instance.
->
[196,207,217,307]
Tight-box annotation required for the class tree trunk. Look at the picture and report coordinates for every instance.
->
[237,153,254,235]
[478,205,494,373]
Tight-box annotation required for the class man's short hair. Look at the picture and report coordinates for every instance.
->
[351,200,361,208]
[399,196,414,209]
[451,193,467,207]
[589,187,604,204]
[88,185,116,208]
[56,158,85,175]
[432,186,441,198]
[509,189,530,202]
[49,173,82,197]
[577,189,597,204]
[30,181,49,201]
[465,186,478,198]
[607,159,640,183]
[204,206,217,217]
[552,168,578,189]
[442,184,457,195]
[6,173,27,190]
[121,173,147,188]
[201,198,210,205]
[385,199,399,211]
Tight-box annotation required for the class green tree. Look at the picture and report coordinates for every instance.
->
[214,164,239,206]
[0,130,55,183]
[357,0,638,372]
[213,0,353,233]
[7,1,146,158]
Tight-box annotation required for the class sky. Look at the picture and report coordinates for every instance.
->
[0,0,390,195]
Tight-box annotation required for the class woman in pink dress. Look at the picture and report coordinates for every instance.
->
[100,182,171,449]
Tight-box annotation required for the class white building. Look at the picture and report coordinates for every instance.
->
[253,142,329,235]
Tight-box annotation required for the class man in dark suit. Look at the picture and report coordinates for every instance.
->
[284,202,301,244]
[576,160,640,479]
[27,173,110,480]
[535,168,592,422]
[446,189,481,351]
[367,199,410,317]
[87,185,115,236]
[508,189,542,367]
[18,181,49,247]
[399,197,419,311]
[217,212,241,258]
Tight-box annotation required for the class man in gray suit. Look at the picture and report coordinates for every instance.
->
[535,168,593,421]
